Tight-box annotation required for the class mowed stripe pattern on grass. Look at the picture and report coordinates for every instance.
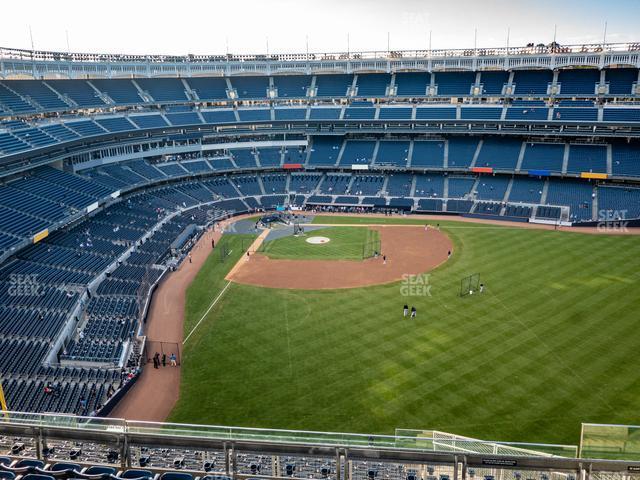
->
[171,219,640,446]
[259,226,380,260]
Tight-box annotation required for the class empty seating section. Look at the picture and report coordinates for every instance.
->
[506,100,548,120]
[434,72,474,96]
[0,82,36,114]
[274,108,306,120]
[314,74,353,97]
[513,70,553,95]
[476,138,521,170]
[46,80,107,108]
[261,174,287,193]
[289,174,321,193]
[552,107,598,121]
[13,128,57,148]
[237,109,270,122]
[129,114,169,129]
[0,69,634,121]
[521,143,564,172]
[308,137,342,165]
[258,148,282,167]
[184,77,228,100]
[448,176,475,198]
[355,74,390,97]
[320,174,351,194]
[479,71,509,95]
[309,107,341,120]
[340,140,376,166]
[605,68,637,95]
[231,77,269,99]
[40,124,80,142]
[165,112,202,126]
[232,175,261,196]
[411,141,445,168]
[460,107,502,120]
[375,141,410,167]
[385,173,412,196]
[91,79,142,105]
[394,73,429,96]
[415,107,456,120]
[598,185,640,219]
[201,110,236,123]
[508,177,544,203]
[414,174,444,197]
[0,133,31,155]
[66,120,107,137]
[504,204,532,218]
[350,175,384,196]
[272,75,310,98]
[557,69,599,95]
[96,117,137,132]
[135,78,188,102]
[231,150,257,168]
[612,143,640,177]
[447,138,479,168]
[474,176,509,201]
[603,108,640,122]
[279,148,302,166]
[546,179,594,221]
[567,144,607,173]
[6,81,69,111]
[379,107,412,120]
[344,106,376,120]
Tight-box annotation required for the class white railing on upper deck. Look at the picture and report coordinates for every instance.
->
[2,42,640,64]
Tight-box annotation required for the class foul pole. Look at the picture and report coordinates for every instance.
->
[0,382,8,415]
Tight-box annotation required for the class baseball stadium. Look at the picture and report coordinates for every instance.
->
[1,1,640,480]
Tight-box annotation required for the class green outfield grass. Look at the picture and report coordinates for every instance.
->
[258,226,380,260]
[170,217,640,446]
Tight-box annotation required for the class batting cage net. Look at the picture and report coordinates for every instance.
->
[362,237,382,259]
[460,273,480,297]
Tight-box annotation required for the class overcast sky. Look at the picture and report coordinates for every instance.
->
[1,0,638,56]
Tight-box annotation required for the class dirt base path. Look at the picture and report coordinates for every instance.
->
[227,226,453,290]
[108,214,251,421]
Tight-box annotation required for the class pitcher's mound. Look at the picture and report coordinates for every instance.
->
[228,225,453,290]
[306,236,331,244]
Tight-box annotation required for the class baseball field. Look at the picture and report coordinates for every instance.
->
[168,216,640,446]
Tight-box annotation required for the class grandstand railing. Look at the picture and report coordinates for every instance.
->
[2,42,640,78]
[2,42,640,64]
[2,412,640,480]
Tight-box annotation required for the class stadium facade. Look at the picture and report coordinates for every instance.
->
[0,42,639,465]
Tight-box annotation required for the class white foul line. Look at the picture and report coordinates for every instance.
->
[183,281,232,345]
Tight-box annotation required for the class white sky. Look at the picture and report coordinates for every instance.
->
[1,0,638,56]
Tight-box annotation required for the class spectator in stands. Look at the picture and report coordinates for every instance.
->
[170,353,177,367]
